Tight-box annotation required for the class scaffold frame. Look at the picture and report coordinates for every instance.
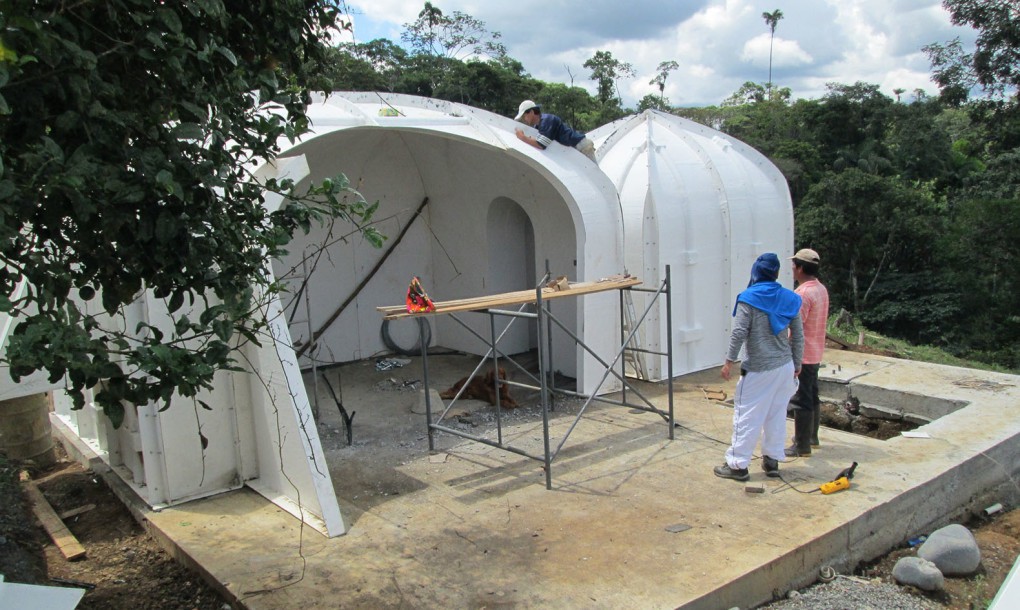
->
[379,267,674,489]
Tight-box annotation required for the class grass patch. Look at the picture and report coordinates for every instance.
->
[827,316,1017,375]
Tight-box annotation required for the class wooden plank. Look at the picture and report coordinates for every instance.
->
[379,277,642,320]
[58,503,97,520]
[22,481,87,561]
[375,287,539,315]
[376,278,641,315]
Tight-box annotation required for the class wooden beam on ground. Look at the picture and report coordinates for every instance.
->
[59,504,97,520]
[826,333,851,349]
[22,481,87,561]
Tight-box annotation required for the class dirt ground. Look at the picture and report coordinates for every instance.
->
[0,447,230,609]
[859,508,1020,609]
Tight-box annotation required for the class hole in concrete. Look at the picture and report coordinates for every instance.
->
[819,399,920,440]
[818,380,969,441]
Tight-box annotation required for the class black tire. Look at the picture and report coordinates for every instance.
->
[380,318,432,356]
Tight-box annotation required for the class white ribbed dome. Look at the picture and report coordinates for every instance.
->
[590,110,794,378]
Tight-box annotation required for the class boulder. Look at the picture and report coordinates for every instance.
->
[893,556,944,591]
[918,523,981,576]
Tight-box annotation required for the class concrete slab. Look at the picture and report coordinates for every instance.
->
[57,349,1020,609]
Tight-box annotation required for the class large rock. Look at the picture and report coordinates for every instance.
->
[918,523,981,576]
[892,556,944,591]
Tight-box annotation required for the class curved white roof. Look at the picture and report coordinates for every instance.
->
[591,110,794,377]
[265,92,627,394]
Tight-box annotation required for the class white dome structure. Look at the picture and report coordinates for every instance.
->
[267,92,627,394]
[589,110,794,379]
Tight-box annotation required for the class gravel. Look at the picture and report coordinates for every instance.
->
[755,576,936,610]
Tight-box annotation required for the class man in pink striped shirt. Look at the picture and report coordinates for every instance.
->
[785,248,830,457]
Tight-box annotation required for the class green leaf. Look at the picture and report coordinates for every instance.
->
[155,210,178,243]
[156,8,183,34]
[104,402,125,429]
[174,315,192,336]
[237,327,262,347]
[212,319,232,342]
[168,290,185,313]
[215,46,237,66]
[179,101,207,121]
[172,123,205,140]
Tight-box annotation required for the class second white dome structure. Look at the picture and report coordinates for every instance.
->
[590,110,794,380]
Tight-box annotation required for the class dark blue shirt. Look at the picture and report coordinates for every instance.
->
[535,114,586,149]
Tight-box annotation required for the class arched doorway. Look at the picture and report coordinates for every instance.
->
[486,197,536,355]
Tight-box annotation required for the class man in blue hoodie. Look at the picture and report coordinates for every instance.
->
[513,100,597,162]
[715,253,804,482]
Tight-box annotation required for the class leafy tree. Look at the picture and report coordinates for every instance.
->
[962,147,1020,199]
[925,1,1020,151]
[637,94,671,113]
[925,38,976,106]
[939,196,1020,367]
[0,1,381,425]
[926,0,1020,99]
[333,39,410,91]
[802,82,895,167]
[315,44,390,92]
[434,59,533,115]
[533,82,600,131]
[398,4,508,101]
[650,60,679,105]
[885,99,954,183]
[715,83,796,160]
[583,50,635,107]
[770,139,824,206]
[796,170,944,314]
[721,81,790,108]
[673,105,735,131]
[723,81,768,106]
[401,2,506,61]
[762,9,784,99]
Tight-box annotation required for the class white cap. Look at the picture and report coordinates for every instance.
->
[514,100,539,121]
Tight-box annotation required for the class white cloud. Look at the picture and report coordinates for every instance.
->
[343,0,980,107]
[741,35,813,69]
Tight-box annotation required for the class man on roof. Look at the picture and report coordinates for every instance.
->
[513,100,597,163]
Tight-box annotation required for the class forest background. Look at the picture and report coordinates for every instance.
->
[322,0,1020,371]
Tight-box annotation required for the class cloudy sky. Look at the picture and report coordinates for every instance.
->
[341,0,979,107]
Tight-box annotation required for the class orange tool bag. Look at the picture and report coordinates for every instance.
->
[405,276,436,313]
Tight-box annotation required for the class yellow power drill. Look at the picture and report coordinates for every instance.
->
[820,462,858,494]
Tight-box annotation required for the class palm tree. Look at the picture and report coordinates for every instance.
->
[762,9,784,99]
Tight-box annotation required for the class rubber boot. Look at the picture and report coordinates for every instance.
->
[785,409,812,457]
[810,406,821,447]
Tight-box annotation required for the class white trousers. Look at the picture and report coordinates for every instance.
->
[575,137,597,162]
[725,362,798,470]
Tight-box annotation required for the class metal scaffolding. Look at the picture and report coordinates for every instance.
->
[379,268,674,489]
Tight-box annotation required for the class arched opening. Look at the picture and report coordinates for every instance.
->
[486,197,536,355]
